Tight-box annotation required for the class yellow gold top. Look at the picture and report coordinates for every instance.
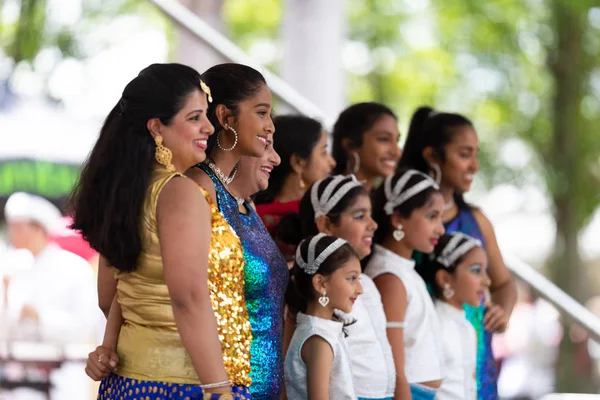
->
[115,168,252,385]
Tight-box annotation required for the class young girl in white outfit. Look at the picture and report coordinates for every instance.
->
[285,234,363,400]
[364,168,446,400]
[419,232,491,400]
[298,175,395,399]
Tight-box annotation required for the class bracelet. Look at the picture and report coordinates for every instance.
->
[203,393,234,400]
[200,380,231,389]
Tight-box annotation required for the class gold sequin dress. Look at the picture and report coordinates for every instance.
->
[98,168,252,399]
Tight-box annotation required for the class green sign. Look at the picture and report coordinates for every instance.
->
[0,159,81,199]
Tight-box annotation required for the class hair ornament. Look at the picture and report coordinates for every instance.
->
[436,232,482,268]
[311,175,362,220]
[295,233,348,275]
[383,169,439,215]
[200,80,213,103]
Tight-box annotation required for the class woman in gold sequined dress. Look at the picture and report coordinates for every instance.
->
[70,63,253,399]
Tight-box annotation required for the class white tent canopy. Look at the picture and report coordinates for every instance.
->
[0,100,99,164]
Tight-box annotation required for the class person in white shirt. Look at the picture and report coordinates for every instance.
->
[4,191,99,399]
[285,234,364,400]
[281,174,395,399]
[419,232,491,400]
[365,168,446,400]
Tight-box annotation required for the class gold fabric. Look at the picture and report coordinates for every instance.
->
[114,168,251,385]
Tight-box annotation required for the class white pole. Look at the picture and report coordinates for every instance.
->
[281,0,346,119]
[148,0,334,127]
[174,0,227,73]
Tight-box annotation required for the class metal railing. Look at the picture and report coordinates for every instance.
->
[149,0,600,343]
[148,0,332,127]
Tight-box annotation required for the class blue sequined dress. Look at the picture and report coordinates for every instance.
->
[198,164,288,400]
[442,208,498,400]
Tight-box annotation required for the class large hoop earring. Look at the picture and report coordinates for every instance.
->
[352,152,360,175]
[430,163,442,185]
[217,124,238,151]
[154,136,175,172]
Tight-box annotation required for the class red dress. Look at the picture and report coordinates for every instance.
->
[255,199,300,262]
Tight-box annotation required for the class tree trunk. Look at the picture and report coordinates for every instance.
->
[547,0,594,392]
[174,0,226,73]
[281,0,346,121]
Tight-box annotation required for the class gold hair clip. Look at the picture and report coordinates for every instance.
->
[200,80,213,103]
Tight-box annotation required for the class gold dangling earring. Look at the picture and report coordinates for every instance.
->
[154,135,175,172]
[298,172,306,189]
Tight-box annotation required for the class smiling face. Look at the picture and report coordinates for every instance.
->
[315,256,364,313]
[234,134,281,197]
[227,84,275,158]
[155,89,215,172]
[396,191,445,254]
[324,194,377,260]
[300,130,336,187]
[355,114,401,179]
[441,246,490,307]
[439,126,480,193]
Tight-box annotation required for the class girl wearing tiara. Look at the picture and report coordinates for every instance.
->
[365,168,446,399]
[280,174,394,400]
[420,233,491,400]
[285,234,363,400]
[400,107,515,399]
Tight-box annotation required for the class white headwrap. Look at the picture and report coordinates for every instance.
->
[4,192,62,233]
[436,232,482,268]
[311,175,363,220]
[383,169,439,215]
[295,233,348,275]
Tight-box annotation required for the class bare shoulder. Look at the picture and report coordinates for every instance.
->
[471,208,495,237]
[373,273,408,316]
[301,335,334,365]
[157,175,208,216]
[374,273,407,299]
[186,167,217,204]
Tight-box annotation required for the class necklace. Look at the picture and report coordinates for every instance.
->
[444,197,455,211]
[205,159,244,206]
[205,159,237,184]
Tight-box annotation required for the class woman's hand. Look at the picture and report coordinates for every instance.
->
[85,346,119,381]
[483,303,509,333]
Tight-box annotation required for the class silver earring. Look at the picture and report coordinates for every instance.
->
[392,224,405,242]
[352,153,360,175]
[217,124,238,151]
[318,291,330,307]
[443,283,455,299]
[430,163,441,185]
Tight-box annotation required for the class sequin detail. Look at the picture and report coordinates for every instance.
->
[98,373,252,399]
[199,186,252,387]
[199,164,288,399]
